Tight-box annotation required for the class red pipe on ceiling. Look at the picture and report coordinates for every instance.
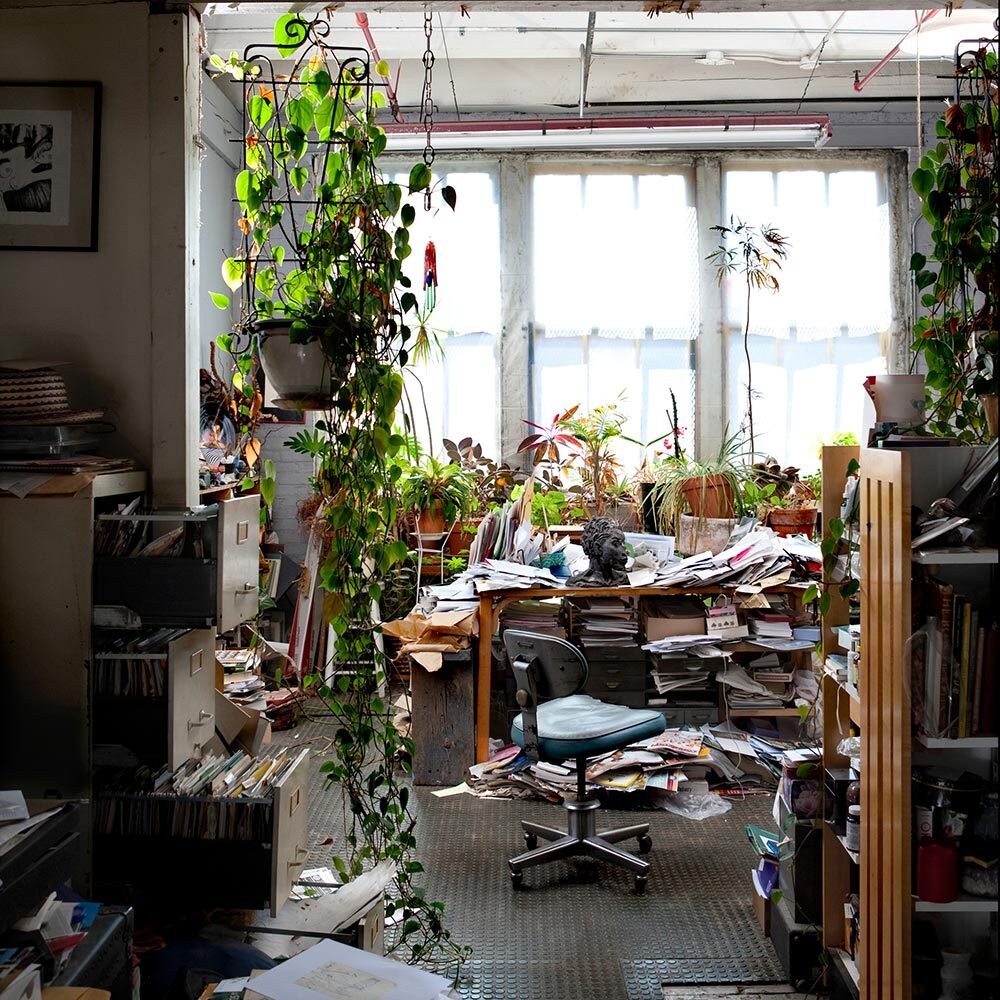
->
[355,12,405,124]
[853,8,940,93]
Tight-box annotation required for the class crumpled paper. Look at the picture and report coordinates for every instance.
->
[381,608,479,672]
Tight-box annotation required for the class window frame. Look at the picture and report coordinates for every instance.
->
[384,148,910,467]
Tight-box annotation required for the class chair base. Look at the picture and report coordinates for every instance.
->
[508,797,652,893]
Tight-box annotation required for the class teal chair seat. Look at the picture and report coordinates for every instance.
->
[512,694,666,760]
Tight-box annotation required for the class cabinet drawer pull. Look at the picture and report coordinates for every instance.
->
[236,520,250,544]
[238,582,257,594]
[190,648,204,676]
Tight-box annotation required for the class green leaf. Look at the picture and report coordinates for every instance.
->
[287,96,313,133]
[375,59,390,78]
[400,203,415,227]
[274,245,285,266]
[222,257,245,291]
[400,291,418,313]
[314,96,335,140]
[210,291,230,310]
[441,184,457,211]
[248,94,273,131]
[909,251,926,271]
[289,165,308,193]
[274,13,306,57]
[408,162,432,192]
[235,169,250,210]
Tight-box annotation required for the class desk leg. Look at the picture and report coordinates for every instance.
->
[476,595,495,763]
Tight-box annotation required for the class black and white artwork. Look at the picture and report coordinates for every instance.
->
[0,112,72,224]
[0,84,100,250]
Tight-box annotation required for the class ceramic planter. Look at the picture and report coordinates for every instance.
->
[681,474,736,519]
[767,507,818,538]
[415,505,447,539]
[677,514,736,556]
[255,319,333,409]
[445,517,481,556]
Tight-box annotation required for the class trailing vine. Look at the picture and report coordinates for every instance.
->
[210,16,468,972]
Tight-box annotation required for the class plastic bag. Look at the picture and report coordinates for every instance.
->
[659,788,733,820]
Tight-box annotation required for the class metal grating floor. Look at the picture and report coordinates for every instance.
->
[277,717,785,1000]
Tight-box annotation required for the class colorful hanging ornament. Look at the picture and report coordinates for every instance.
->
[423,241,438,313]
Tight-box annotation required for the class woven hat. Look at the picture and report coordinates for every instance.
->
[0,360,105,425]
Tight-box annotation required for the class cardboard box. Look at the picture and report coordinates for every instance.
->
[642,596,706,642]
[214,689,268,755]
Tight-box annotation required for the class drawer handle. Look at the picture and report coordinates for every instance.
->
[190,648,204,676]
[238,583,257,595]
[188,710,214,731]
[236,520,250,544]
[287,847,309,868]
[605,681,621,690]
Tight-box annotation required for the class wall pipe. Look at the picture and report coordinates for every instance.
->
[579,11,596,118]
[354,12,405,123]
[853,8,939,92]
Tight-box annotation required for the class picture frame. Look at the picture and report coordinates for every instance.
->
[0,82,101,251]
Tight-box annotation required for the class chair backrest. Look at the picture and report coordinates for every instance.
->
[503,629,588,700]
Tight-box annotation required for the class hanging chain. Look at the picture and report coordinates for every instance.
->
[421,10,436,210]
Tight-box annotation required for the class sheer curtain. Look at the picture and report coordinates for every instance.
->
[722,166,889,468]
[531,170,698,467]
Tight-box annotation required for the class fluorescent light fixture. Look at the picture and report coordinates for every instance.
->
[899,10,998,57]
[382,115,832,152]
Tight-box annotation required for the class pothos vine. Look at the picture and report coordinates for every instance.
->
[210,15,469,973]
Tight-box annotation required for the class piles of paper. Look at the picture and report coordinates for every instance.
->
[500,598,566,639]
[568,597,640,649]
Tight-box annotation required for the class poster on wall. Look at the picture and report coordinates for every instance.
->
[0,82,101,251]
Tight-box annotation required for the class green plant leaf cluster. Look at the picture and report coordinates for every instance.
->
[909,47,998,441]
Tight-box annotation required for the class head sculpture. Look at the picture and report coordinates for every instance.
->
[567,516,629,587]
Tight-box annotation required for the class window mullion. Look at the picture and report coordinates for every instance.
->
[498,154,531,465]
[695,155,724,461]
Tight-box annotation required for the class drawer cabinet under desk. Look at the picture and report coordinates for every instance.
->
[92,629,216,769]
[93,496,259,632]
[94,749,310,916]
[582,647,648,708]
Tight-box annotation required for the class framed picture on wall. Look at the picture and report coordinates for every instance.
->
[0,82,101,251]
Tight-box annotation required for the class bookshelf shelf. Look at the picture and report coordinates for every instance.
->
[913,894,998,914]
[725,707,802,718]
[835,833,860,865]
[829,946,860,992]
[913,734,999,750]
[911,547,999,565]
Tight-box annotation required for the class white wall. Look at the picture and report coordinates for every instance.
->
[0,3,154,464]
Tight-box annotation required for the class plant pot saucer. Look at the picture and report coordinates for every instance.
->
[410,530,447,545]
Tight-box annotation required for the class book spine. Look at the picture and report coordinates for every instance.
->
[936,583,954,734]
[924,618,940,736]
[947,594,963,737]
[971,625,986,737]
[958,603,973,739]
[979,625,998,735]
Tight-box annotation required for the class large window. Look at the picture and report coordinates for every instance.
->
[722,165,890,465]
[531,170,698,466]
[390,153,898,472]
[396,168,500,457]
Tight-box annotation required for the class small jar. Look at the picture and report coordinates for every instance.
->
[846,780,861,808]
[845,804,861,852]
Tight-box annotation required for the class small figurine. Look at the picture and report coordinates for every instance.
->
[567,516,629,587]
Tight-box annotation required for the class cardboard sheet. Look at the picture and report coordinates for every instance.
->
[381,609,478,672]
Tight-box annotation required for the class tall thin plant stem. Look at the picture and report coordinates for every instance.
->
[744,277,754,453]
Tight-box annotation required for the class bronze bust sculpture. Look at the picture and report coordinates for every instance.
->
[567,516,629,587]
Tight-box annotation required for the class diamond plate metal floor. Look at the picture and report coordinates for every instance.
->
[277,716,785,1000]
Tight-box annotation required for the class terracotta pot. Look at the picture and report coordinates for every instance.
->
[256,319,333,409]
[444,517,481,556]
[677,514,736,556]
[681,474,736,519]
[415,506,446,539]
[767,507,818,538]
[983,394,998,437]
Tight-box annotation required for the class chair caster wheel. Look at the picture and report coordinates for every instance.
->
[524,832,538,850]
[510,868,524,890]
[637,835,652,855]
[634,874,648,895]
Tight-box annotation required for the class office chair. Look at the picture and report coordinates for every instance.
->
[504,629,667,893]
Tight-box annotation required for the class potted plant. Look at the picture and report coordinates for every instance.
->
[399,455,474,538]
[743,459,819,536]
[210,21,454,406]
[909,42,997,442]
[708,218,789,454]
[649,428,749,554]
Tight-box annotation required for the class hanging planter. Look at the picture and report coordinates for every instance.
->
[255,319,331,408]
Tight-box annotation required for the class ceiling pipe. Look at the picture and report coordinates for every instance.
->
[579,12,597,118]
[853,8,939,92]
[354,12,405,123]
